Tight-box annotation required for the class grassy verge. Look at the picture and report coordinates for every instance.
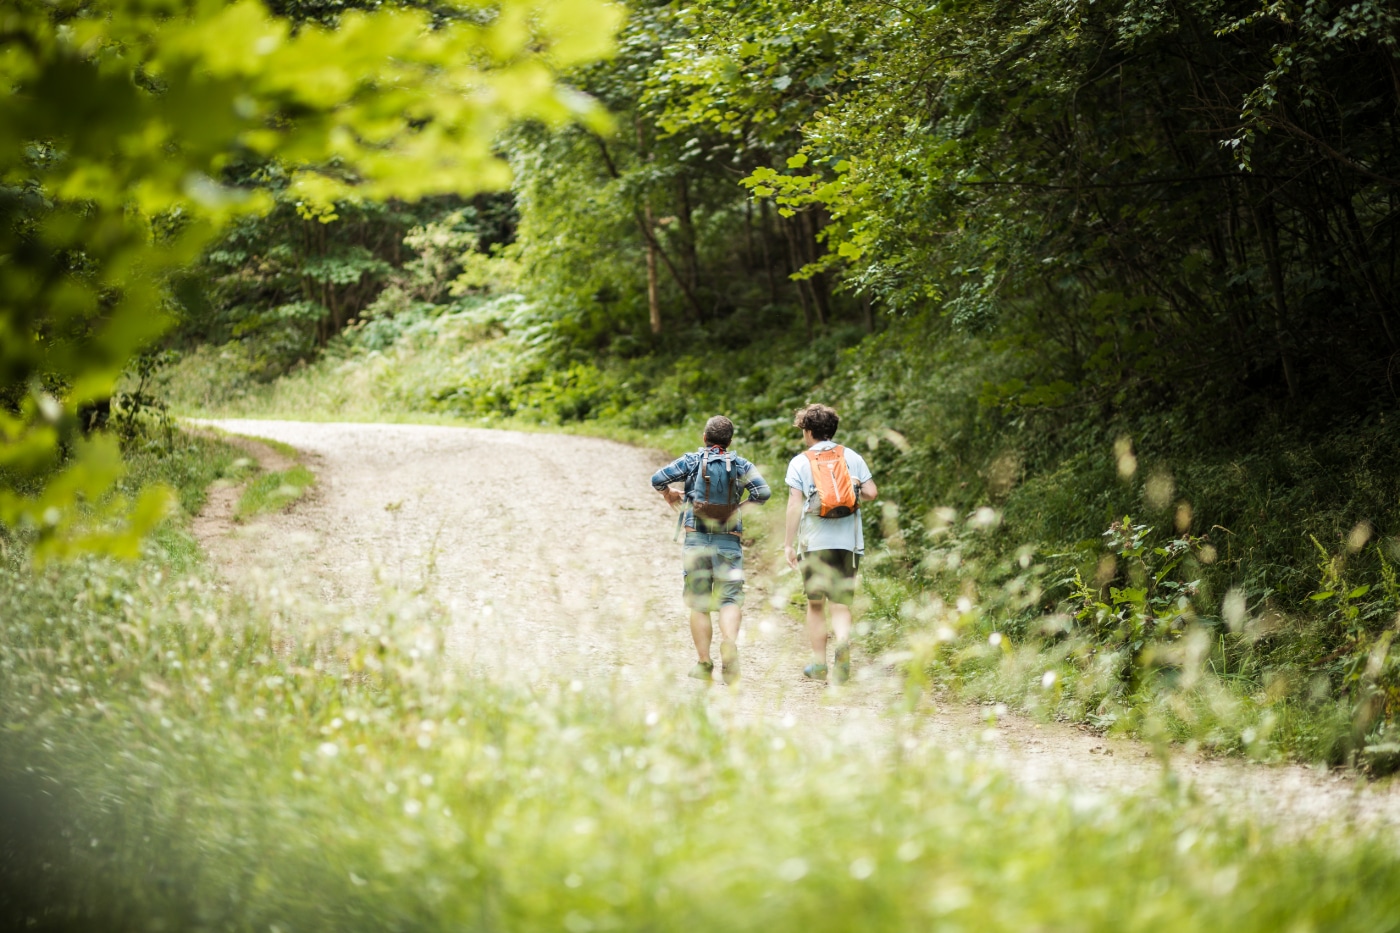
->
[156,297,788,459]
[107,430,256,573]
[178,425,316,521]
[5,509,1400,929]
[235,464,315,521]
[236,432,302,461]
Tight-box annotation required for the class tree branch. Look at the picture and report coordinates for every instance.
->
[590,132,707,321]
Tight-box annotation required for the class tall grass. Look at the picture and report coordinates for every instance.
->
[6,535,1400,930]
[6,409,1400,927]
[157,296,814,457]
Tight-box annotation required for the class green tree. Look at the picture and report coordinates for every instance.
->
[730,0,1400,416]
[504,0,881,356]
[0,0,619,560]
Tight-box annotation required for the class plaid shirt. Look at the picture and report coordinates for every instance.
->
[651,446,771,533]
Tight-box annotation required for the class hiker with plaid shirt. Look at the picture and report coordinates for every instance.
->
[652,416,771,684]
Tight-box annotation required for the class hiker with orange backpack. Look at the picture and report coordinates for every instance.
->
[652,415,771,684]
[783,404,878,684]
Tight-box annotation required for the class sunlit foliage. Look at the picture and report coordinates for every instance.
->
[0,0,619,560]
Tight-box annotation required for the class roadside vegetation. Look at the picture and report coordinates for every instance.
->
[6,431,1400,931]
[235,463,316,521]
[161,291,1400,769]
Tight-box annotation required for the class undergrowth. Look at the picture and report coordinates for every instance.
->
[158,295,1400,768]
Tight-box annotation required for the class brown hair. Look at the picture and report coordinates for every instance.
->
[703,415,735,448]
[793,403,839,441]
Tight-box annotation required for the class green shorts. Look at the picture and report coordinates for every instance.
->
[682,532,745,611]
[799,549,860,605]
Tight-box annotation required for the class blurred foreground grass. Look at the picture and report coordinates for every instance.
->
[4,433,1400,930]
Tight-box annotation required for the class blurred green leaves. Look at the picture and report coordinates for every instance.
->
[0,0,621,559]
[0,429,174,563]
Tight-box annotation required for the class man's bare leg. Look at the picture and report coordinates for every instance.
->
[717,604,742,682]
[829,602,854,683]
[717,604,741,645]
[829,603,853,646]
[806,599,828,665]
[690,610,714,663]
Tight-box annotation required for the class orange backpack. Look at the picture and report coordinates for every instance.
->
[804,445,859,518]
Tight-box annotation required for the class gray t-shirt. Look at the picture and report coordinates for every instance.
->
[785,441,873,555]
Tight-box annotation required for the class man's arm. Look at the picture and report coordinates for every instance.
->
[739,463,771,506]
[651,456,690,508]
[783,486,804,569]
[853,453,878,502]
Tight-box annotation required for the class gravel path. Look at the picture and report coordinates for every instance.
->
[193,419,1400,834]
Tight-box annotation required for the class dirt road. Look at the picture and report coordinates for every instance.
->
[193,419,1400,832]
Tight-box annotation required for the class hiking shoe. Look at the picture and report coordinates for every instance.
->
[689,661,715,681]
[803,662,828,682]
[833,641,851,685]
[720,639,740,685]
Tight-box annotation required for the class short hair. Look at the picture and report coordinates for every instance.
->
[793,403,839,441]
[704,415,735,448]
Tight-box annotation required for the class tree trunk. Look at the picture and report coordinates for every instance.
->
[644,204,662,335]
[676,174,700,295]
[744,198,756,271]
[759,198,779,305]
[1337,184,1397,348]
[781,216,814,337]
[794,212,828,327]
[1249,199,1298,398]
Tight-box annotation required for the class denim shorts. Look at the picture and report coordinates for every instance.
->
[682,532,745,611]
